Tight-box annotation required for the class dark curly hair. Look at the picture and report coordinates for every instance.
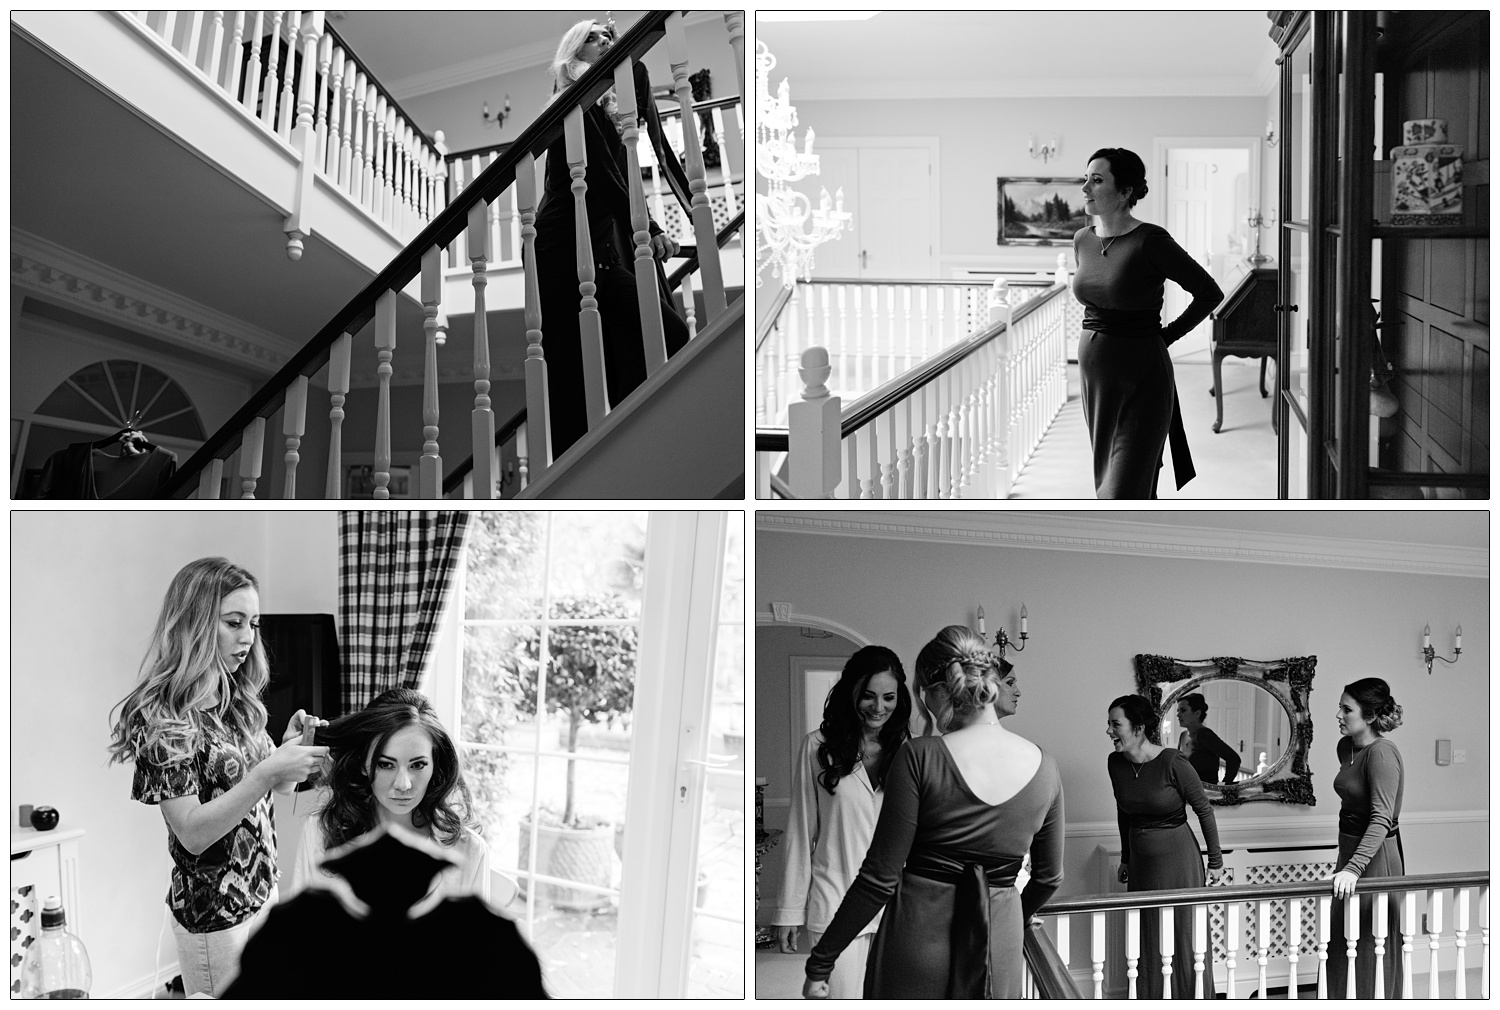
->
[816,646,911,795]
[317,689,475,851]
[1088,147,1149,208]
[1343,677,1403,734]
[1109,694,1161,745]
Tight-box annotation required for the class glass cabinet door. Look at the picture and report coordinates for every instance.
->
[1278,17,1314,497]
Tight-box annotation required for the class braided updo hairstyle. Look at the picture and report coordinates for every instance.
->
[914,625,1008,733]
[1088,147,1149,208]
[1343,677,1403,734]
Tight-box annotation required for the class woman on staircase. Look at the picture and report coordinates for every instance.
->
[532,18,690,458]
[1073,148,1224,498]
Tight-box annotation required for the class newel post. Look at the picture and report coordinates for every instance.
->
[284,10,325,260]
[787,347,841,499]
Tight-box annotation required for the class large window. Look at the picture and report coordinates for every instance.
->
[453,511,742,998]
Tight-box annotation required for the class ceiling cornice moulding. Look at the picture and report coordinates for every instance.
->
[789,77,1276,101]
[756,511,1487,579]
[11,228,298,375]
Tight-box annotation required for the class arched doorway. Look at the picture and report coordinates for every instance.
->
[13,359,205,496]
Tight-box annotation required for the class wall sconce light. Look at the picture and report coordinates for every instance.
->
[976,604,1029,658]
[1029,136,1059,164]
[482,96,512,129]
[1422,623,1462,674]
[1265,119,1278,148]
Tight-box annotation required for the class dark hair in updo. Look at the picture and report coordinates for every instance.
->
[815,646,912,794]
[1108,694,1161,744]
[914,625,1009,733]
[1089,147,1149,208]
[1180,692,1209,718]
[1343,677,1403,734]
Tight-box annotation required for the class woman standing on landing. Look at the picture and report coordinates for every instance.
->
[804,627,1064,998]
[1073,148,1224,498]
[1327,678,1405,999]
[1107,694,1224,998]
[107,558,328,997]
[773,647,911,998]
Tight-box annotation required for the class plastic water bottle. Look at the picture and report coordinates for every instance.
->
[19,895,92,999]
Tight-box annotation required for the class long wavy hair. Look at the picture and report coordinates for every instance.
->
[815,646,911,794]
[549,18,620,126]
[108,558,270,770]
[913,625,1009,734]
[317,689,475,851]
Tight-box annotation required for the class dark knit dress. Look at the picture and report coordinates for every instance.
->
[1071,223,1223,498]
[806,736,1066,998]
[1109,747,1223,998]
[1327,735,1405,999]
[1181,725,1241,785]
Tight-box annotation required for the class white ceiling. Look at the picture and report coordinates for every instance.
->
[1034,510,1489,551]
[754,11,1282,99]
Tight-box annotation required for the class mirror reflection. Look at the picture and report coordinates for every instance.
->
[1159,681,1291,786]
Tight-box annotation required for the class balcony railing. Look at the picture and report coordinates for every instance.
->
[1020,871,1489,999]
[755,273,1071,499]
[148,10,746,498]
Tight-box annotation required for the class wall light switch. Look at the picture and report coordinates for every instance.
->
[772,602,791,622]
[1454,749,1467,764]
[1436,739,1452,765]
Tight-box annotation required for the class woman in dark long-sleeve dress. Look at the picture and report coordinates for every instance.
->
[804,626,1065,999]
[1176,692,1242,784]
[1073,148,1224,498]
[1328,678,1405,999]
[1107,694,1224,999]
[532,20,690,458]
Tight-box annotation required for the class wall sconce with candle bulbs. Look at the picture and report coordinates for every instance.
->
[976,604,1028,659]
[1029,136,1060,164]
[1422,623,1462,674]
[482,96,512,129]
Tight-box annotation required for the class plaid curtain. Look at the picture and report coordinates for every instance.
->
[337,510,470,713]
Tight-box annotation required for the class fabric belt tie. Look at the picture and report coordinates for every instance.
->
[1339,814,1404,866]
[905,856,1022,999]
[1129,809,1189,832]
[1080,325,1197,490]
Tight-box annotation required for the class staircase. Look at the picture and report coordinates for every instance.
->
[16,11,747,499]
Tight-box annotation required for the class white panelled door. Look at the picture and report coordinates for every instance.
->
[1165,149,1215,355]
[802,141,935,280]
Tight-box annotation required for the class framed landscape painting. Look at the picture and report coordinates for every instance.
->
[997,176,1089,245]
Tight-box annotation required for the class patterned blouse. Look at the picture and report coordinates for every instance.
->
[132,716,278,932]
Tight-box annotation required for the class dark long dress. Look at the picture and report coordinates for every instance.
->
[806,736,1065,998]
[1182,724,1241,784]
[532,100,689,459]
[1327,735,1404,999]
[1109,747,1223,998]
[1071,223,1223,498]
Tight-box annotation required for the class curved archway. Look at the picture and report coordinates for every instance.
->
[35,359,205,439]
[753,610,871,647]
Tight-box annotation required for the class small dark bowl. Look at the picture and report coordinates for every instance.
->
[30,806,59,831]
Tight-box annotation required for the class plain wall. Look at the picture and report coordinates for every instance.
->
[790,95,1272,272]
[755,528,1489,921]
[11,511,338,997]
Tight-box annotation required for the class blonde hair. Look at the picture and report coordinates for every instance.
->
[108,558,270,770]
[914,625,1003,733]
[549,19,620,128]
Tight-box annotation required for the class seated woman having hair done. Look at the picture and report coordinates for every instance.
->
[289,688,490,906]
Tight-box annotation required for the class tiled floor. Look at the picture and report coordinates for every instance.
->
[1009,351,1280,500]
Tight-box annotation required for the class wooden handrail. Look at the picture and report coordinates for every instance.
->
[794,276,1055,289]
[666,210,743,290]
[160,11,676,497]
[1038,870,1489,916]
[442,140,511,165]
[753,286,794,351]
[1022,917,1084,999]
[657,93,742,120]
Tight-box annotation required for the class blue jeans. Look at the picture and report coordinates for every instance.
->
[169,887,277,997]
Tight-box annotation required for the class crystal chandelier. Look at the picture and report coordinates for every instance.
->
[755,40,851,289]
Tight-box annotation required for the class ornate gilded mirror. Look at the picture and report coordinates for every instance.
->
[1133,655,1316,806]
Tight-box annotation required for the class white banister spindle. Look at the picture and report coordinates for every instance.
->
[468,200,494,499]
[665,13,726,320]
[379,101,395,221]
[1453,888,1469,999]
[515,423,529,492]
[933,374,951,499]
[243,11,264,114]
[197,458,223,499]
[352,74,370,202]
[902,287,913,371]
[1344,891,1360,999]
[226,12,246,98]
[326,47,345,175]
[613,60,668,375]
[362,84,379,210]
[563,106,608,430]
[338,60,357,186]
[1256,898,1271,998]
[913,385,929,499]
[158,11,178,53]
[260,10,284,129]
[204,11,224,85]
[1125,907,1140,999]
[281,373,307,498]
[842,432,857,500]
[373,289,396,499]
[1373,890,1389,998]
[238,416,265,499]
[1195,902,1210,999]
[879,411,897,499]
[949,369,964,497]
[313,32,332,167]
[788,347,840,499]
[517,153,550,471]
[1428,887,1443,999]
[851,286,864,392]
[1400,888,1417,997]
[884,286,896,383]
[185,12,205,66]
[836,286,849,393]
[1227,900,1242,999]
[277,11,298,140]
[1159,905,1174,993]
[325,331,351,498]
[852,424,875,500]
[1481,886,1490,999]
[1090,910,1106,999]
[283,10,323,261]
[1288,897,1303,998]
[722,12,746,114]
[895,397,913,498]
[418,245,442,498]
